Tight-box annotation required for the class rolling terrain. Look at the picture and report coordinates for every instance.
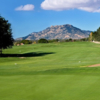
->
[0,42,100,100]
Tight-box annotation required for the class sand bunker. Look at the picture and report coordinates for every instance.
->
[88,64,100,67]
[93,41,100,44]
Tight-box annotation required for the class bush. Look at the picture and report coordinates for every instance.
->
[48,39,59,43]
[38,38,48,43]
[20,40,32,44]
[65,38,73,42]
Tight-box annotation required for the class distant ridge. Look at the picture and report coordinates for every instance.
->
[16,24,91,40]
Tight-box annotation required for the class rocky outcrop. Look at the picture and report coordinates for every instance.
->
[16,24,91,40]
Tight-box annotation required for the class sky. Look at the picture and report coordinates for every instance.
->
[0,0,100,39]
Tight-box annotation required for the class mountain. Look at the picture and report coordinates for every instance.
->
[16,24,91,40]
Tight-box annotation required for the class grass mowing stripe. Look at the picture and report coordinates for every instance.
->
[0,75,100,100]
[1,42,100,100]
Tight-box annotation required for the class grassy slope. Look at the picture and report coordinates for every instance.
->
[0,42,100,100]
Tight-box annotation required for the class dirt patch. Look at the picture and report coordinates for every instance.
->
[88,64,100,67]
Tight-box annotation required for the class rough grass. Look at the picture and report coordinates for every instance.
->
[0,42,100,100]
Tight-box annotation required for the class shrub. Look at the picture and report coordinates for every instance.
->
[38,38,48,43]
[20,40,32,44]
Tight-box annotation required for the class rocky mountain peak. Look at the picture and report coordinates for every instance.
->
[16,24,91,40]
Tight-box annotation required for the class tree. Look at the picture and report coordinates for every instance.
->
[89,27,100,41]
[68,38,72,42]
[38,38,48,43]
[0,15,14,55]
[89,32,93,41]
[20,40,32,44]
[48,39,59,43]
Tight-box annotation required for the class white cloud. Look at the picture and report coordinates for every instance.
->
[15,4,34,11]
[41,0,100,12]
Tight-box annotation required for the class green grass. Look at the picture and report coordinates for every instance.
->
[1,42,100,100]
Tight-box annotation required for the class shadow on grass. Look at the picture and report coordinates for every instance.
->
[0,52,55,57]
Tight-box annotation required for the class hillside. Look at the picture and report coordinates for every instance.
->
[16,24,91,40]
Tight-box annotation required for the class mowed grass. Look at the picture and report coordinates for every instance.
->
[1,42,100,100]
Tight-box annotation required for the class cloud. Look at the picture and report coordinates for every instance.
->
[15,4,34,11]
[41,0,100,12]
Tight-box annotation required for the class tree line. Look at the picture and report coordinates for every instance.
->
[1,14,100,56]
[89,27,100,41]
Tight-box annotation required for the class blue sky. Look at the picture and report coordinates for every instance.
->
[0,0,100,39]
